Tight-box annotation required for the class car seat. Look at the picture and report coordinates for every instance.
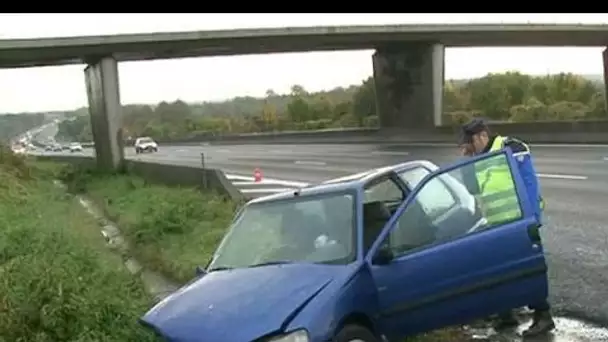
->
[362,201,392,254]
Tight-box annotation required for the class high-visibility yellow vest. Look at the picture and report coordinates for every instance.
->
[475,136,522,225]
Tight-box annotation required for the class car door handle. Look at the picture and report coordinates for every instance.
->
[527,223,541,243]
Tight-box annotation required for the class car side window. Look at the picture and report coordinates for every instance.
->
[363,177,403,204]
[387,154,523,257]
[398,168,457,220]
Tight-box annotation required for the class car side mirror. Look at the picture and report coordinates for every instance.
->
[372,247,394,265]
[195,265,207,277]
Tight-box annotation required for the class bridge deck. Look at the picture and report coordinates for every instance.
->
[1,24,608,68]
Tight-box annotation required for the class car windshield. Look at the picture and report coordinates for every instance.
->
[208,191,356,271]
[138,138,153,144]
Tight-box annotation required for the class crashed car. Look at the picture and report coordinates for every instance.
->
[140,150,548,342]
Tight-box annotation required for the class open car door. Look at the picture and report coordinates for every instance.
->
[367,149,548,339]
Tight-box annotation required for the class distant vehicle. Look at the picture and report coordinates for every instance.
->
[44,145,53,151]
[52,144,63,152]
[69,142,83,153]
[140,150,548,342]
[12,146,26,155]
[134,137,158,154]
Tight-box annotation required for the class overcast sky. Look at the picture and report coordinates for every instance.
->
[0,13,606,113]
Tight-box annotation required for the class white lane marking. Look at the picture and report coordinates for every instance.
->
[371,151,409,156]
[217,149,230,153]
[603,157,608,161]
[269,149,284,153]
[537,173,587,180]
[232,180,307,186]
[176,149,187,153]
[225,174,310,188]
[294,160,326,166]
[240,188,298,194]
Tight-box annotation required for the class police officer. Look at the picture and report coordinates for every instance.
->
[459,118,555,337]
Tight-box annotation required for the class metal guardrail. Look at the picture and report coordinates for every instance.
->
[155,120,608,145]
[73,120,608,147]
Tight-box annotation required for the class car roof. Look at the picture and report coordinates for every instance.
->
[248,159,439,205]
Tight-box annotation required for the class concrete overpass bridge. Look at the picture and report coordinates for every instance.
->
[2,23,608,170]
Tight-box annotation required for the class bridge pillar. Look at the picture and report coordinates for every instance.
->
[372,43,444,130]
[84,56,124,171]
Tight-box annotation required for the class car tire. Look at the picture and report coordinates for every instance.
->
[135,148,140,154]
[334,324,379,342]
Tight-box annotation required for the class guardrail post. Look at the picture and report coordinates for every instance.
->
[201,152,207,189]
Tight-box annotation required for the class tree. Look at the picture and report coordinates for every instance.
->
[51,71,607,142]
[290,85,307,97]
[286,97,310,123]
[261,100,278,130]
[351,77,376,124]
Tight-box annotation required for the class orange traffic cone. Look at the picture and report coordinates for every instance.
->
[253,168,263,183]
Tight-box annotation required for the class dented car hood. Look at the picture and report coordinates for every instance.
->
[141,263,342,342]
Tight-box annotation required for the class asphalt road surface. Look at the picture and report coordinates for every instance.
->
[38,141,608,328]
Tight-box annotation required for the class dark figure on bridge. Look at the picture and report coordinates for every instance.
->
[458,118,555,337]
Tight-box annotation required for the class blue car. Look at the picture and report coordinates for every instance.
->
[141,149,548,342]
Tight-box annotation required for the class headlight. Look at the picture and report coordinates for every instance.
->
[266,329,310,342]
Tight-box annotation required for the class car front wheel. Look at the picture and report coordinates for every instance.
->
[335,324,379,342]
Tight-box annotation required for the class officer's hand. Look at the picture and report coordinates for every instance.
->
[475,196,488,216]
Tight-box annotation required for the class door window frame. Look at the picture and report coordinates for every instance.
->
[365,149,534,263]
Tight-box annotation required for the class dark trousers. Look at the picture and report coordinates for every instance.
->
[528,299,551,312]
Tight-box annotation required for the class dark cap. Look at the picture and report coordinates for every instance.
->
[459,118,489,144]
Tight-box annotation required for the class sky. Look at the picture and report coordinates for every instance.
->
[0,13,607,113]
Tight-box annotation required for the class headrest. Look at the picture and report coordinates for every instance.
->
[363,201,392,222]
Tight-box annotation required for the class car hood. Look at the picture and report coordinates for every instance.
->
[141,263,342,342]
[138,142,156,147]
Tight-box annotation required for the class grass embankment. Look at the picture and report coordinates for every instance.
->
[58,165,474,342]
[59,167,236,284]
[0,150,158,341]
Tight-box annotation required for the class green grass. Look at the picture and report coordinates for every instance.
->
[0,152,158,341]
[59,167,236,284]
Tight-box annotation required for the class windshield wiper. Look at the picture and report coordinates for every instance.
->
[207,266,234,272]
[247,260,294,268]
